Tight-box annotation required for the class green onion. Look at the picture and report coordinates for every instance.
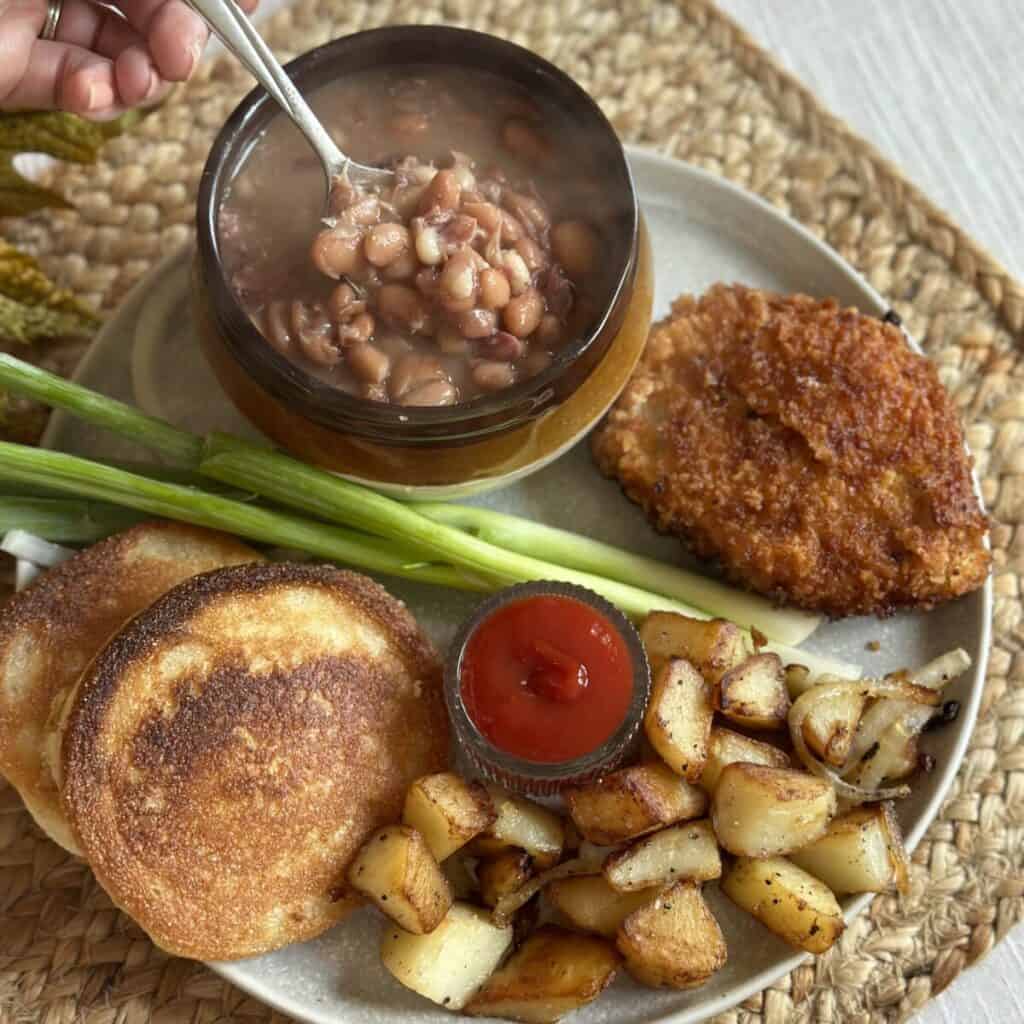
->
[0,353,201,466]
[0,443,482,592]
[413,503,822,647]
[0,497,144,542]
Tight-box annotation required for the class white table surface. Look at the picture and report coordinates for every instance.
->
[721,8,1021,1022]
[218,0,1019,1018]
[714,5,1023,1021]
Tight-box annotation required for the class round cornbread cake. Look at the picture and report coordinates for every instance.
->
[59,562,448,960]
[0,521,260,855]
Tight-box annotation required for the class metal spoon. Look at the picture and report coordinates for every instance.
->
[183,0,393,196]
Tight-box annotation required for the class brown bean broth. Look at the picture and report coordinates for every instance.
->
[217,65,613,405]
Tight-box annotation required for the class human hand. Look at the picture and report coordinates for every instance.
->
[0,0,258,118]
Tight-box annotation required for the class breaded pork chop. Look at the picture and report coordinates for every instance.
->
[60,562,448,961]
[0,521,260,854]
[593,284,989,617]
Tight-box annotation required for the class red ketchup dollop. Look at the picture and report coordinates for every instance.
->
[460,595,634,764]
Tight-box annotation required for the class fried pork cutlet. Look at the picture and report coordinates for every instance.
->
[593,284,989,618]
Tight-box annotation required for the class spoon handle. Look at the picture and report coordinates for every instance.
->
[183,0,346,179]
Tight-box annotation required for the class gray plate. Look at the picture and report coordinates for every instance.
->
[43,147,991,1024]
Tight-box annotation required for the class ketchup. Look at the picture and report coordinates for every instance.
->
[460,595,634,763]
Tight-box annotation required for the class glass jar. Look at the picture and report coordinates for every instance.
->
[194,26,652,499]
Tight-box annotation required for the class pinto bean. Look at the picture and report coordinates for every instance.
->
[437,324,471,355]
[263,300,293,353]
[534,313,563,348]
[327,282,366,322]
[478,330,525,361]
[412,218,444,266]
[455,308,499,339]
[382,248,418,281]
[463,201,503,234]
[504,191,550,236]
[364,222,410,267]
[503,288,544,338]
[291,301,340,366]
[500,250,532,296]
[551,219,599,277]
[338,312,375,345]
[417,169,461,215]
[439,250,478,307]
[515,235,549,273]
[472,360,517,392]
[501,118,551,163]
[310,226,365,279]
[479,268,512,310]
[389,352,445,400]
[339,196,381,227]
[346,341,389,384]
[401,378,459,406]
[378,284,432,335]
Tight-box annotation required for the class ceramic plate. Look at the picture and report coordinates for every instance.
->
[43,147,992,1024]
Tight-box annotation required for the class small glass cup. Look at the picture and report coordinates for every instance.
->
[444,581,651,797]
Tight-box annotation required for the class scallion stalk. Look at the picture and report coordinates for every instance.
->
[413,503,821,646]
[197,437,860,678]
[0,354,201,465]
[0,497,144,542]
[0,443,481,592]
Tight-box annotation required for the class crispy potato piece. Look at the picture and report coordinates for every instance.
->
[639,612,747,682]
[478,850,533,909]
[784,663,813,698]
[442,853,478,902]
[800,689,866,766]
[644,658,713,780]
[464,925,620,1022]
[721,856,845,955]
[711,763,836,857]
[402,772,496,862]
[604,820,721,891]
[790,803,909,894]
[616,880,726,988]
[565,762,707,845]
[347,825,452,935]
[717,653,790,730]
[546,876,656,938]
[699,725,792,793]
[381,901,513,1009]
[468,786,565,868]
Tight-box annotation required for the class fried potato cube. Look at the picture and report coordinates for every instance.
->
[381,901,513,1009]
[699,725,792,794]
[347,825,452,935]
[616,880,727,989]
[800,689,866,766]
[464,925,620,1022]
[639,612,747,682]
[565,762,707,845]
[603,819,721,891]
[546,875,656,938]
[790,803,909,894]
[478,850,533,909]
[711,763,835,857]
[721,856,845,954]
[402,772,496,862]
[717,653,790,730]
[468,786,565,868]
[644,658,714,780]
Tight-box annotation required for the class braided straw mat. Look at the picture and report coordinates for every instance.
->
[2,0,1023,1021]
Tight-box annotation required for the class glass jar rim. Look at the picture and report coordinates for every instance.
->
[195,25,639,444]
[444,580,651,787]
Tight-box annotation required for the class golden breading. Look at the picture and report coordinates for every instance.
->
[593,284,989,617]
[60,562,448,960]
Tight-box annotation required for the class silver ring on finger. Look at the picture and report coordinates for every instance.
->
[39,0,64,41]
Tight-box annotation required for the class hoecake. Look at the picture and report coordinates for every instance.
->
[59,561,449,961]
[0,521,260,854]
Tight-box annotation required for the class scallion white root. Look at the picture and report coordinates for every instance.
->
[1,529,75,568]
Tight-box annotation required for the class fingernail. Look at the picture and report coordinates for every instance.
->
[186,38,204,77]
[86,81,116,112]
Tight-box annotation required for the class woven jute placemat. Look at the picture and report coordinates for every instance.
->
[2,1,1022,1021]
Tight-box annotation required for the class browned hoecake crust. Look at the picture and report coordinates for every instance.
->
[0,521,260,854]
[593,284,990,617]
[60,561,448,961]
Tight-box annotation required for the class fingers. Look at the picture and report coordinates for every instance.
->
[0,37,123,116]
[118,0,207,82]
[0,0,45,105]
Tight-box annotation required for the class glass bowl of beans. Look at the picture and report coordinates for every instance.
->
[194,25,652,498]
